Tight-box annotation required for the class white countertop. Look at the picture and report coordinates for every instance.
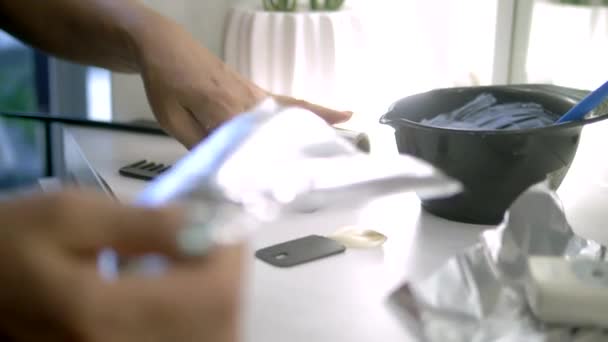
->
[64,120,608,342]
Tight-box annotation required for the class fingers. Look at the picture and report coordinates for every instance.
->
[109,244,243,298]
[107,245,243,320]
[73,245,245,342]
[38,191,187,258]
[272,94,353,124]
[151,90,350,150]
[2,191,244,342]
[89,205,185,258]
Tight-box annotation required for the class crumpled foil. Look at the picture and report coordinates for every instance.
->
[390,182,607,342]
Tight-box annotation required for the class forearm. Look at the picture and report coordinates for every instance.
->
[0,0,172,73]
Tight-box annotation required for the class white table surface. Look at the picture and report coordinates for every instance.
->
[64,121,608,342]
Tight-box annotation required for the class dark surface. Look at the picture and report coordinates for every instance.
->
[119,159,171,180]
[380,84,608,225]
[255,235,346,268]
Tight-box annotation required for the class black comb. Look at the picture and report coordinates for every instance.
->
[119,160,171,181]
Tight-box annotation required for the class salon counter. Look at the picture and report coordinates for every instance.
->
[63,121,608,342]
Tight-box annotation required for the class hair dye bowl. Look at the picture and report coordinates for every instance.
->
[380,85,608,225]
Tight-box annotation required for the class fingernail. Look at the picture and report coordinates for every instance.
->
[342,111,354,120]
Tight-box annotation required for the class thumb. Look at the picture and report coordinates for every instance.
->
[92,206,186,258]
[50,192,187,258]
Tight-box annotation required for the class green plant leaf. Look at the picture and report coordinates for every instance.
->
[263,0,297,11]
[324,0,345,10]
[557,0,608,5]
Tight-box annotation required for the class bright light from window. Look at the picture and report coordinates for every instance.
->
[336,0,499,152]
[86,67,112,121]
[526,2,608,91]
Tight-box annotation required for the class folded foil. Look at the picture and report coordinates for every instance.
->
[104,99,462,278]
[168,98,462,248]
[390,182,606,342]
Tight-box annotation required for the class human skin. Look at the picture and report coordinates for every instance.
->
[0,0,352,148]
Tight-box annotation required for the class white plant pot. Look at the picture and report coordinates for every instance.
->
[223,5,365,108]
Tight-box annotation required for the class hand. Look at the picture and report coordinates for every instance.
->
[133,18,352,149]
[0,191,243,342]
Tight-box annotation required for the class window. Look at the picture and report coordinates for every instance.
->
[336,0,502,150]
[522,0,608,90]
[0,31,39,112]
[0,31,47,183]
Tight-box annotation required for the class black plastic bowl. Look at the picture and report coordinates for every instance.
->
[380,84,608,225]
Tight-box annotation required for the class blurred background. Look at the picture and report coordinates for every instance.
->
[1,0,607,178]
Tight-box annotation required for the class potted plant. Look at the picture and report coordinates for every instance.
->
[261,0,345,11]
[555,0,608,5]
[223,0,362,108]
[262,0,298,11]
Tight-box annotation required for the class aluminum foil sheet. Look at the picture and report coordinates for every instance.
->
[140,98,462,250]
[390,182,606,342]
[101,99,462,278]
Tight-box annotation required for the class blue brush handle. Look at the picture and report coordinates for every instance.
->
[557,80,608,123]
